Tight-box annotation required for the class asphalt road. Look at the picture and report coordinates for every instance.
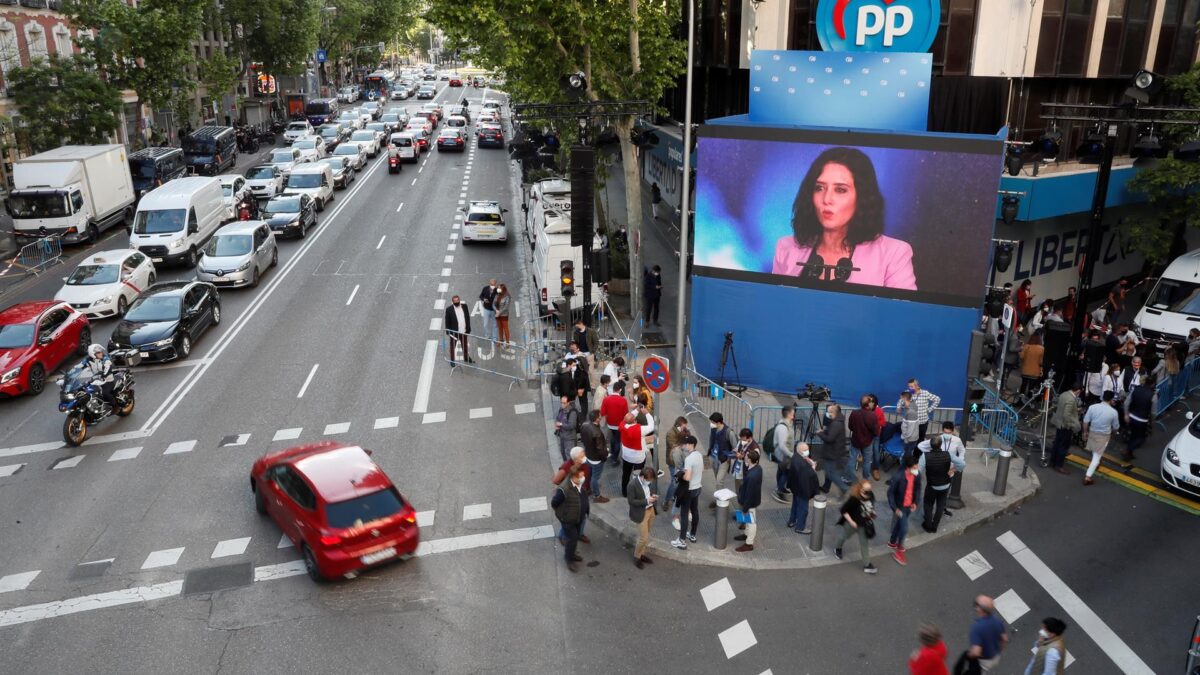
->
[0,82,1195,674]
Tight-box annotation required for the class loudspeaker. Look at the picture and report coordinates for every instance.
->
[1043,321,1072,377]
[570,146,595,247]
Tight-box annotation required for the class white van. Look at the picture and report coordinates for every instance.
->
[282,164,335,212]
[1135,249,1200,351]
[530,208,602,315]
[129,177,225,268]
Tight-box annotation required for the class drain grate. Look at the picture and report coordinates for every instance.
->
[181,561,253,595]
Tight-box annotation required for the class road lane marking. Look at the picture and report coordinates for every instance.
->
[163,440,196,455]
[441,268,451,276]
[51,455,84,470]
[411,178,417,186]
[434,299,445,310]
[374,416,399,430]
[429,317,442,330]
[444,255,454,263]
[396,201,404,213]
[469,407,493,419]
[447,243,456,251]
[0,441,64,460]
[141,548,185,570]
[0,571,40,593]
[422,412,446,424]
[107,447,142,462]
[211,537,252,559]
[79,558,114,566]
[220,434,250,447]
[463,503,492,521]
[993,588,1030,623]
[346,284,360,305]
[700,578,736,611]
[272,428,302,441]
[323,422,350,435]
[277,533,291,549]
[416,510,435,527]
[0,463,24,477]
[84,430,151,446]
[139,151,386,435]
[956,550,992,581]
[412,340,438,413]
[514,403,536,415]
[297,364,319,398]
[0,579,184,627]
[376,235,386,249]
[418,165,424,173]
[718,620,757,659]
[518,497,546,513]
[997,530,1154,675]
[438,283,448,292]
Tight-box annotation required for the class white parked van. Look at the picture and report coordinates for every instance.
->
[1135,249,1200,351]
[129,177,225,268]
[530,208,602,315]
[282,164,335,212]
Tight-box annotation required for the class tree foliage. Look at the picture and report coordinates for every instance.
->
[7,54,122,153]
[1125,62,1200,265]
[222,0,322,77]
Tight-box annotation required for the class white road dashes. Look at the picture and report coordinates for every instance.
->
[211,537,251,559]
[162,441,195,455]
[107,447,142,462]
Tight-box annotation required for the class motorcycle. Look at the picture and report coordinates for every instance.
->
[57,350,138,447]
[256,128,277,146]
[387,149,401,174]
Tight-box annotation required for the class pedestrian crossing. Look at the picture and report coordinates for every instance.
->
[0,402,542,482]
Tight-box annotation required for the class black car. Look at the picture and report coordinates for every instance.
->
[263,194,317,238]
[317,124,348,152]
[108,281,220,362]
[477,126,505,148]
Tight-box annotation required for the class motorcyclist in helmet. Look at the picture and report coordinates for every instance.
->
[82,344,116,406]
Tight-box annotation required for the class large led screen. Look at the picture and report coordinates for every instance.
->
[694,125,1003,307]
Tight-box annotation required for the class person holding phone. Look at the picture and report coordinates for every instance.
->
[627,466,659,569]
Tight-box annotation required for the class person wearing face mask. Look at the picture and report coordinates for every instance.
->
[786,442,820,534]
[918,435,959,534]
[554,395,579,462]
[1049,382,1082,475]
[887,454,922,566]
[707,412,738,506]
[664,417,690,529]
[1022,617,1067,675]
[816,403,850,496]
[619,412,645,498]
[550,466,589,573]
[733,449,763,553]
[478,278,499,342]
[563,354,589,411]
[834,479,877,574]
[442,295,473,366]
[628,374,652,412]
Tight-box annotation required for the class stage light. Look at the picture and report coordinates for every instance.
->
[1077,132,1105,164]
[1005,143,1024,176]
[1125,69,1163,104]
[1174,139,1200,162]
[1000,197,1019,226]
[1131,132,1166,168]
[1035,129,1062,160]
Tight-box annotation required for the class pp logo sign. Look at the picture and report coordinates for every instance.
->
[815,0,940,53]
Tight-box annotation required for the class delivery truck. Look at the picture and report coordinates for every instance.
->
[7,145,135,245]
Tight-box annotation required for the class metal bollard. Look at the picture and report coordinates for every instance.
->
[714,497,731,550]
[947,470,965,510]
[992,450,1012,496]
[810,496,827,551]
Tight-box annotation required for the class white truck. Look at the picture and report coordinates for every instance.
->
[524,177,602,315]
[7,145,135,245]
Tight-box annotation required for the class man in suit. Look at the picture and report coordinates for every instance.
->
[443,295,472,367]
[627,466,658,569]
[787,443,820,534]
[734,449,763,552]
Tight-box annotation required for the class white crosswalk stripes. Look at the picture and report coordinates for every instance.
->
[469,407,492,419]
[163,440,196,455]
[52,455,84,470]
[518,497,546,513]
[416,510,435,527]
[277,533,291,549]
[463,503,491,521]
[700,578,736,611]
[514,403,536,415]
[423,412,446,424]
[323,422,350,435]
[956,550,992,580]
[211,537,252,559]
[0,571,40,593]
[993,588,1031,623]
[0,463,24,477]
[374,416,400,430]
[141,548,185,570]
[718,620,758,659]
[272,428,302,442]
[108,446,142,462]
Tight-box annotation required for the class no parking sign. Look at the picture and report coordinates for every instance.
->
[642,355,670,394]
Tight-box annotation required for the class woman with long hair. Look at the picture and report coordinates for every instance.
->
[772,147,916,289]
[494,283,512,345]
[834,478,878,575]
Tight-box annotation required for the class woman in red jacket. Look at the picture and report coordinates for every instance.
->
[868,394,886,481]
[909,623,948,675]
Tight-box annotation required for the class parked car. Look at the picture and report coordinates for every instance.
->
[250,442,420,581]
[54,249,156,319]
[0,301,91,397]
[107,280,221,362]
[197,220,278,289]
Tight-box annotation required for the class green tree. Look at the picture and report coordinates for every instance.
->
[198,51,242,106]
[1125,62,1200,265]
[60,0,209,147]
[7,54,123,153]
[427,0,686,315]
[221,0,322,78]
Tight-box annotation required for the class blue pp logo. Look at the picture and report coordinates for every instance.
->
[815,0,940,53]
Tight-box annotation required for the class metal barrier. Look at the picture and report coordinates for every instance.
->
[1,235,63,280]
[878,404,1017,447]
[679,339,753,433]
[442,330,535,389]
[1155,356,1200,418]
[974,380,1019,445]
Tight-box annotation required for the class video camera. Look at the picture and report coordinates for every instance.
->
[797,382,832,403]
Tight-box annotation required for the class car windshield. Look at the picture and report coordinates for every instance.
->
[469,212,501,223]
[221,184,236,197]
[334,145,358,156]
[339,114,357,121]
[0,324,35,349]
[130,160,158,179]
[381,115,398,122]
[288,123,309,131]
[182,137,215,154]
[325,487,404,529]
[246,167,275,180]
[1147,279,1200,317]
[66,264,120,286]
[287,173,322,189]
[266,197,301,213]
[132,209,186,235]
[351,132,374,141]
[124,294,181,322]
[271,150,295,163]
[8,193,68,218]
[205,234,252,257]
[319,159,343,172]
[295,139,318,149]
[319,127,339,138]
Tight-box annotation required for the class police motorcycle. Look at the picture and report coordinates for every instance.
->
[57,349,139,446]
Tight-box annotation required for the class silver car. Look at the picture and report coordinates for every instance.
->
[196,221,278,288]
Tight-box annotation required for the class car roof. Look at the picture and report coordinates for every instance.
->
[246,164,278,173]
[215,220,266,235]
[140,177,220,204]
[292,445,391,502]
[143,281,192,297]
[468,200,502,212]
[287,121,310,127]
[0,300,58,324]
[81,249,137,266]
[129,146,183,160]
[216,174,242,185]
[289,164,327,175]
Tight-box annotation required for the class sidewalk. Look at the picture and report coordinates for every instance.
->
[540,367,1041,570]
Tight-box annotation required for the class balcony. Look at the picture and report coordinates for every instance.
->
[19,0,48,8]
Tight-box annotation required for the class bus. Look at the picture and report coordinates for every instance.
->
[362,71,394,100]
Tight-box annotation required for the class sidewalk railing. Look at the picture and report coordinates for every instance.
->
[680,339,753,433]
[1155,356,1200,418]
[3,234,62,277]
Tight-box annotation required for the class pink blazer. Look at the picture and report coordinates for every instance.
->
[771,235,917,290]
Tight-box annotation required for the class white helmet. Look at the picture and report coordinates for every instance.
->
[88,344,106,360]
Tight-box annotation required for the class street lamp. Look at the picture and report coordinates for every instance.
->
[673,0,697,390]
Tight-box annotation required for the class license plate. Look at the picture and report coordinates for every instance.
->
[139,351,150,358]
[360,547,396,565]
[152,258,163,263]
[1183,474,1200,488]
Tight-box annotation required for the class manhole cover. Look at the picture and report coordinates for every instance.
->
[182,561,253,595]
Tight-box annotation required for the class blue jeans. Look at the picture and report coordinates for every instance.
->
[850,444,875,479]
[481,308,497,341]
[589,461,605,498]
[663,472,679,508]
[869,438,881,470]
[608,428,621,464]
[789,495,809,531]
[820,458,849,494]
[776,462,789,493]
[890,506,912,546]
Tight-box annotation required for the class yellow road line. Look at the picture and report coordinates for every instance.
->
[1065,455,1200,514]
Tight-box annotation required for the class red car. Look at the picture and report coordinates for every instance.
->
[0,301,91,397]
[448,77,463,87]
[251,442,419,581]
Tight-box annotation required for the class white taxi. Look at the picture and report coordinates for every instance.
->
[54,249,156,319]
[461,200,508,244]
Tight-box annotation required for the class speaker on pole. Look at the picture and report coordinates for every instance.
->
[570,146,595,248]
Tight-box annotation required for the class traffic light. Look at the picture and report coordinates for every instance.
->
[560,260,575,297]
[963,329,995,442]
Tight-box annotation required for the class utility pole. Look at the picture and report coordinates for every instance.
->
[673,0,696,389]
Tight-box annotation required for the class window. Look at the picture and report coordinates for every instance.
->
[325,487,403,528]
[1099,0,1154,76]
[39,308,69,336]
[128,252,146,268]
[930,0,978,76]
[1036,0,1097,76]
[0,25,19,82]
[52,25,71,57]
[253,227,267,249]
[1154,0,1200,75]
[70,191,83,212]
[25,23,47,62]
[274,467,315,510]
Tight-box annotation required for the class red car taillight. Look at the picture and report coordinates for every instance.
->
[318,534,342,546]
[541,287,547,302]
[399,503,417,525]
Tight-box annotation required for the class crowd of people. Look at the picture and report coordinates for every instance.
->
[905,600,1069,675]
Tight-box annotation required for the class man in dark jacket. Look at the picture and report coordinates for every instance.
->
[920,435,955,533]
[443,295,472,366]
[848,395,880,481]
[551,466,589,573]
[887,454,922,566]
[580,410,610,502]
[734,449,763,552]
[1123,375,1157,461]
[643,264,663,327]
[708,412,738,505]
[816,403,850,496]
[787,443,820,534]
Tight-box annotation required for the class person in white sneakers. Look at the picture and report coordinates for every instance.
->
[671,435,703,549]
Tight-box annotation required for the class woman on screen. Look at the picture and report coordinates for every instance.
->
[771,147,917,290]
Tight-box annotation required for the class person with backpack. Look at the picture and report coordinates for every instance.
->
[768,406,795,503]
[787,443,820,534]
[834,478,878,575]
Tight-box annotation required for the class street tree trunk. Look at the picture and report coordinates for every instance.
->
[616,116,642,325]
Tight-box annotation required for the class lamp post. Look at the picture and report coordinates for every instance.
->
[673,0,696,389]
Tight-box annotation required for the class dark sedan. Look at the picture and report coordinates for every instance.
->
[436,129,466,152]
[108,281,220,362]
[263,194,318,238]
[477,125,505,148]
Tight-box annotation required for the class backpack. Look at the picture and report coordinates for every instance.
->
[762,421,785,463]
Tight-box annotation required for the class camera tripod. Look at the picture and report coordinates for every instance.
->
[717,332,747,394]
[1012,369,1058,469]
